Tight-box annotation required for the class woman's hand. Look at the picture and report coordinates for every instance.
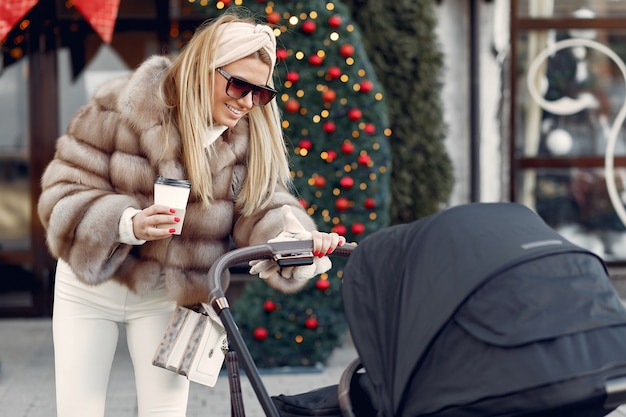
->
[310,230,346,258]
[249,205,346,282]
[132,204,181,241]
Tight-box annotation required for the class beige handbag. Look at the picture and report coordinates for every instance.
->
[153,303,228,387]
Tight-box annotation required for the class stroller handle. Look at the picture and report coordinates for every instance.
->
[206,240,355,417]
[208,240,356,308]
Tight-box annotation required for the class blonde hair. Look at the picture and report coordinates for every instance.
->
[159,13,291,216]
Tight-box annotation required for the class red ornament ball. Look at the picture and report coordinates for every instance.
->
[328,15,342,28]
[302,20,316,34]
[322,89,337,102]
[351,223,366,235]
[339,43,355,58]
[359,80,373,93]
[327,66,341,79]
[305,317,318,330]
[316,279,331,291]
[348,108,362,121]
[285,99,300,113]
[266,11,281,24]
[308,55,323,66]
[325,150,337,162]
[263,300,276,312]
[313,175,327,188]
[221,0,232,5]
[357,154,371,165]
[341,141,355,154]
[340,176,355,189]
[253,327,269,341]
[299,198,309,209]
[364,123,376,134]
[335,197,349,211]
[298,138,312,151]
[332,224,347,235]
[323,121,336,134]
[276,48,288,61]
[286,71,300,83]
[364,197,376,209]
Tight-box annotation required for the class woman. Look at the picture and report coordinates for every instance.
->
[38,12,344,417]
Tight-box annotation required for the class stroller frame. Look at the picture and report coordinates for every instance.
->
[207,240,355,417]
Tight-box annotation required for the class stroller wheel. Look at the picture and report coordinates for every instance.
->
[338,358,377,417]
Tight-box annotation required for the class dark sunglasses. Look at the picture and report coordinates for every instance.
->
[216,67,277,107]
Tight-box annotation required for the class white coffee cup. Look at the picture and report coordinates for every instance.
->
[154,176,191,235]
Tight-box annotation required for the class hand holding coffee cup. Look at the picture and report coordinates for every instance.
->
[153,176,191,235]
[132,205,181,240]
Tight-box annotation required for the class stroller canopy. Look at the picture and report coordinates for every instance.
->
[341,202,610,416]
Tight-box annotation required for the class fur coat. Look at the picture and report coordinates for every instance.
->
[37,56,316,306]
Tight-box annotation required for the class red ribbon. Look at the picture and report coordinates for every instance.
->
[0,0,120,44]
[71,0,120,44]
[0,0,38,41]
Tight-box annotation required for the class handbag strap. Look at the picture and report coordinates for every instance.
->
[226,350,246,417]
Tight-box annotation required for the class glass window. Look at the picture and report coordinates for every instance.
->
[517,167,626,262]
[0,58,30,252]
[513,0,626,264]
[516,29,626,158]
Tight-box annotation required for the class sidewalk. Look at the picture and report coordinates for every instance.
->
[0,318,357,417]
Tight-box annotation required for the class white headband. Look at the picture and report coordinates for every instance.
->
[213,21,277,76]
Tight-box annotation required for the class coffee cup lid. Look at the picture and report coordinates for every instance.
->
[155,176,191,188]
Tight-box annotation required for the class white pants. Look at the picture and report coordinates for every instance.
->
[53,260,189,417]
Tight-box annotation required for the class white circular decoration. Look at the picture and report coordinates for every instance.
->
[527,38,626,228]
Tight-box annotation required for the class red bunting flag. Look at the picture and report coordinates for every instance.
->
[0,0,39,41]
[71,0,120,44]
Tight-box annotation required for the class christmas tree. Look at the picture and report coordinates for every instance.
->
[194,0,391,367]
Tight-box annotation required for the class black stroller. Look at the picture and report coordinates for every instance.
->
[208,202,626,416]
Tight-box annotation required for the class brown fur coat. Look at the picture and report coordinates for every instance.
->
[37,56,316,305]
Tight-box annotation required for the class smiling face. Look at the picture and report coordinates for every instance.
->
[212,56,272,128]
